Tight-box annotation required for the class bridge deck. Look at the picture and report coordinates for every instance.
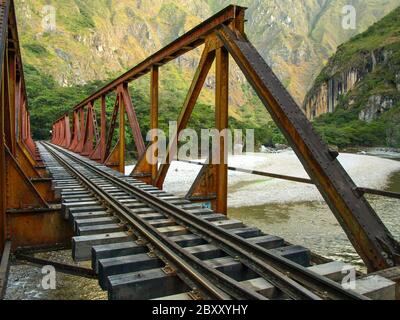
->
[31,142,395,300]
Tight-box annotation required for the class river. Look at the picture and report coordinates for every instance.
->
[229,169,400,271]
[228,149,400,271]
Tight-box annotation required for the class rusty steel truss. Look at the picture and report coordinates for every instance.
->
[0,0,71,255]
[15,4,398,272]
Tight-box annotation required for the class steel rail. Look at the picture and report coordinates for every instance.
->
[42,142,267,300]
[45,142,317,300]
[45,142,368,300]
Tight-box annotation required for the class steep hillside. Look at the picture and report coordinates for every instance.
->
[17,0,271,137]
[16,0,398,104]
[15,0,399,145]
[210,0,399,103]
[304,6,400,148]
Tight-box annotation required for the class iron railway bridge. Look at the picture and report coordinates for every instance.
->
[0,0,399,300]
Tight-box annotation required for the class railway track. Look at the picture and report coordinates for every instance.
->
[39,142,368,300]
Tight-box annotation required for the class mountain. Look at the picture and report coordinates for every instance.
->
[14,0,400,144]
[304,6,400,148]
[16,0,399,103]
[17,0,271,138]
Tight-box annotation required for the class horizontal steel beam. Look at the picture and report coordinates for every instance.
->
[357,187,400,200]
[179,160,400,200]
[6,208,72,249]
[15,253,97,279]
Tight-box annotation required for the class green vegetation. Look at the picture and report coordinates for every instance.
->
[313,105,399,148]
[25,64,106,139]
[73,0,96,29]
[23,43,48,56]
[53,0,97,32]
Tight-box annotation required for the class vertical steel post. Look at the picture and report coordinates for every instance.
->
[74,108,85,153]
[24,107,28,142]
[61,117,65,146]
[101,95,106,162]
[61,120,65,145]
[64,115,71,148]
[53,122,56,144]
[3,51,11,153]
[27,111,31,139]
[119,83,145,157]
[80,108,85,149]
[150,66,159,184]
[59,121,63,145]
[69,111,79,150]
[15,78,21,144]
[56,121,60,145]
[60,121,63,144]
[50,124,54,143]
[21,103,26,142]
[215,47,229,214]
[82,103,95,156]
[119,93,125,174]
[56,122,60,144]
[0,64,6,252]
[8,50,16,156]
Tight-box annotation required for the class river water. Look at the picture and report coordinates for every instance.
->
[229,170,400,271]
[228,151,400,271]
[229,150,400,271]
[5,150,400,299]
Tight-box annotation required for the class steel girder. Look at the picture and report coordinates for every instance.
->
[0,0,65,253]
